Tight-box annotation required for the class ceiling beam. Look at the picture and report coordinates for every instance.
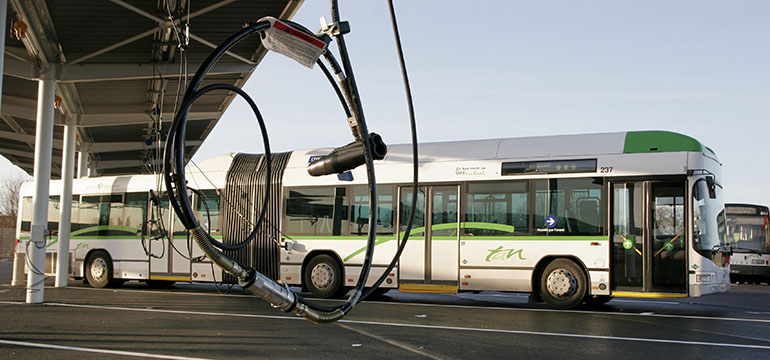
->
[0,129,64,149]
[0,114,35,153]
[95,159,145,170]
[58,62,254,83]
[88,140,202,153]
[1,54,38,80]
[0,146,35,159]
[79,111,220,127]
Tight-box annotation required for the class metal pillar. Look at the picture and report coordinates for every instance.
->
[1,0,10,286]
[55,117,76,287]
[26,72,56,304]
[0,0,7,113]
[77,151,87,178]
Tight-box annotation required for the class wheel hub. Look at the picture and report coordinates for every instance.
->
[91,258,107,281]
[311,263,334,290]
[546,268,577,298]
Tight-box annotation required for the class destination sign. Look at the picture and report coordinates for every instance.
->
[501,159,597,176]
[726,206,769,216]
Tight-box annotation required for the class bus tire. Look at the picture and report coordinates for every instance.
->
[539,258,587,309]
[85,251,113,288]
[304,254,344,298]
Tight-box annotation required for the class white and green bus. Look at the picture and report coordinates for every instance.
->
[725,203,770,284]
[14,130,730,309]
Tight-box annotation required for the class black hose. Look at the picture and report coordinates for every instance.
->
[164,22,270,235]
[173,83,271,251]
[327,0,379,315]
[361,0,420,301]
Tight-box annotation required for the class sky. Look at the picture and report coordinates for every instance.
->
[2,1,770,206]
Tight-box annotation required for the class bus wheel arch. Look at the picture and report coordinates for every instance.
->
[302,251,346,298]
[533,256,589,309]
[84,249,115,288]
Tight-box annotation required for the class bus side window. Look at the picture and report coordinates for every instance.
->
[465,181,528,236]
[20,196,33,236]
[125,193,149,237]
[47,196,60,236]
[577,197,600,234]
[195,189,221,236]
[350,185,394,236]
[535,178,604,236]
[285,187,349,236]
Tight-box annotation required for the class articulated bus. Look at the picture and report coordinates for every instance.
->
[14,130,730,308]
[725,203,770,284]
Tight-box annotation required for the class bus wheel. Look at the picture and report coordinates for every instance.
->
[85,251,113,288]
[304,254,343,298]
[539,258,587,309]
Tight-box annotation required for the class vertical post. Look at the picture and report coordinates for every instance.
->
[0,0,7,114]
[26,72,56,304]
[77,151,87,178]
[56,116,76,287]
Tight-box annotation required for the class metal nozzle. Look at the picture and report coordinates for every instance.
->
[307,133,387,176]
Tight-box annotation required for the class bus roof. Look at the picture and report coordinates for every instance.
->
[292,130,713,168]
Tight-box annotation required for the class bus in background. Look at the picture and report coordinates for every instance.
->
[14,130,731,309]
[726,204,770,285]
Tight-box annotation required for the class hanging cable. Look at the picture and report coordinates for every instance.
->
[360,0,419,301]
[164,0,419,323]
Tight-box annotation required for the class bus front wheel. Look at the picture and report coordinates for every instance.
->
[85,251,114,288]
[539,258,587,309]
[304,254,344,298]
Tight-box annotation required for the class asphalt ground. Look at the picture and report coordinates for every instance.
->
[2,261,770,360]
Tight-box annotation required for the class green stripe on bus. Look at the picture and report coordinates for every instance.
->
[461,236,607,241]
[623,130,704,154]
[343,237,398,262]
[70,225,140,236]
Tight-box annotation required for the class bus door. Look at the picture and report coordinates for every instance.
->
[149,196,170,276]
[398,185,460,293]
[611,181,687,294]
[149,198,192,282]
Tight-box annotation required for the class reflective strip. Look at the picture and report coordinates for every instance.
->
[611,291,686,298]
[399,284,458,294]
[149,276,190,282]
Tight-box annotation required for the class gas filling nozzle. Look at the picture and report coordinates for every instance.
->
[307,133,387,176]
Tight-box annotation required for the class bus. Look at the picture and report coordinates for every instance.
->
[725,203,770,285]
[14,130,730,309]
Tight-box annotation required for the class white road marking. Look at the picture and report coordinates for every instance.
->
[0,339,209,359]
[55,287,770,324]
[338,323,443,360]
[358,300,770,324]
[2,301,769,351]
[65,286,254,298]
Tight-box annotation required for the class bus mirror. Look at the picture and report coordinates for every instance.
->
[706,176,716,199]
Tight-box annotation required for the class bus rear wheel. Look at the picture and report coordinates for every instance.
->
[304,254,344,298]
[85,251,113,288]
[539,258,587,309]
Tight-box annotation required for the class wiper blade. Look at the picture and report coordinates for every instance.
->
[730,246,763,254]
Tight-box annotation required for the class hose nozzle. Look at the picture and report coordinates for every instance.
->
[307,132,387,176]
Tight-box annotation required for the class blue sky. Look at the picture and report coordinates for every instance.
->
[3,1,770,206]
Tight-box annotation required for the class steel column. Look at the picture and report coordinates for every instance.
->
[0,0,7,114]
[26,73,56,304]
[55,117,76,287]
[77,151,87,178]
